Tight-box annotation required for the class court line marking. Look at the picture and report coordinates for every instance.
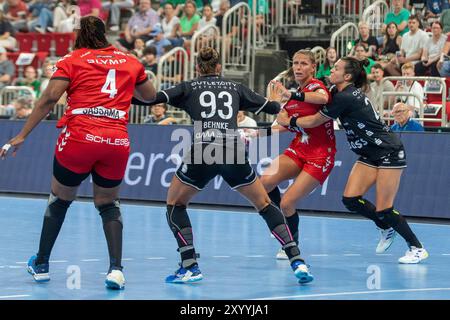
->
[81,259,101,262]
[122,258,134,261]
[146,257,166,260]
[343,254,361,256]
[0,295,30,299]
[8,266,23,269]
[442,254,450,256]
[246,255,265,258]
[310,254,329,257]
[15,262,27,264]
[4,196,449,229]
[212,256,231,258]
[254,288,450,300]
[49,260,67,263]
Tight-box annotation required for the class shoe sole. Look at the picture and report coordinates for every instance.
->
[296,272,314,284]
[27,266,50,282]
[276,255,289,260]
[165,275,203,284]
[105,279,125,290]
[398,252,429,264]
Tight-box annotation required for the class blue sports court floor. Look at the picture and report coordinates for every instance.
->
[1,195,450,300]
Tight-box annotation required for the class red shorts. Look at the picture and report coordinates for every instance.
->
[283,147,335,184]
[54,123,130,181]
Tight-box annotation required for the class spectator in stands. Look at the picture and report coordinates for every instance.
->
[29,0,55,34]
[415,20,446,76]
[0,10,16,50]
[4,0,31,32]
[161,2,183,47]
[9,97,32,120]
[367,64,396,112]
[390,102,425,131]
[145,24,171,57]
[248,0,269,44]
[173,0,201,49]
[379,22,402,63]
[437,33,450,75]
[116,0,160,52]
[143,103,177,124]
[142,45,158,74]
[78,0,101,18]
[382,0,410,36]
[39,60,67,105]
[440,7,450,33]
[215,0,230,30]
[353,44,376,79]
[237,110,257,127]
[351,21,379,59]
[39,60,54,93]
[199,4,217,33]
[132,38,146,58]
[237,110,257,144]
[316,47,338,84]
[52,0,78,33]
[395,62,424,117]
[0,46,14,90]
[16,65,41,98]
[384,15,429,76]
[424,0,449,24]
[102,0,135,32]
[159,44,182,89]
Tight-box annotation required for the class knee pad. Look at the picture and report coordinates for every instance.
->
[44,193,72,220]
[342,196,375,213]
[97,200,123,226]
[166,205,193,245]
[259,202,286,230]
[376,207,402,227]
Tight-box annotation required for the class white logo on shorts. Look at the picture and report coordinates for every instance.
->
[398,150,405,159]
[57,131,70,152]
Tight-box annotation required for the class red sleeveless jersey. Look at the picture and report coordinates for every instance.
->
[283,78,336,157]
[52,45,147,131]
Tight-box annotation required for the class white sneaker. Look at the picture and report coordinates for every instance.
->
[398,247,429,264]
[276,248,289,260]
[376,227,397,253]
[105,269,125,290]
[35,26,46,34]
[110,25,120,32]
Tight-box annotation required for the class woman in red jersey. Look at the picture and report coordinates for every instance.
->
[0,16,156,290]
[262,50,336,260]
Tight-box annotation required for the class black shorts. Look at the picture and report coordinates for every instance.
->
[357,148,407,169]
[175,160,257,190]
[53,156,122,188]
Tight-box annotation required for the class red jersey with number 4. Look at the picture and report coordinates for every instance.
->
[283,78,336,157]
[53,45,147,131]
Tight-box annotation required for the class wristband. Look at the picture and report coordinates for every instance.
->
[290,116,299,128]
[1,143,11,152]
[291,91,305,102]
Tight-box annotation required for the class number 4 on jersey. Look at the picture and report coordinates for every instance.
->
[101,69,118,98]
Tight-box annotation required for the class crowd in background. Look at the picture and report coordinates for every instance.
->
[0,0,448,131]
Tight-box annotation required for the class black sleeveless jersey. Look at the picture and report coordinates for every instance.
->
[320,84,403,160]
[158,75,280,144]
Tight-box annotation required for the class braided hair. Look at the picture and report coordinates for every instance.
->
[74,16,109,50]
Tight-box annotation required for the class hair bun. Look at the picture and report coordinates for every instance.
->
[200,48,214,61]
